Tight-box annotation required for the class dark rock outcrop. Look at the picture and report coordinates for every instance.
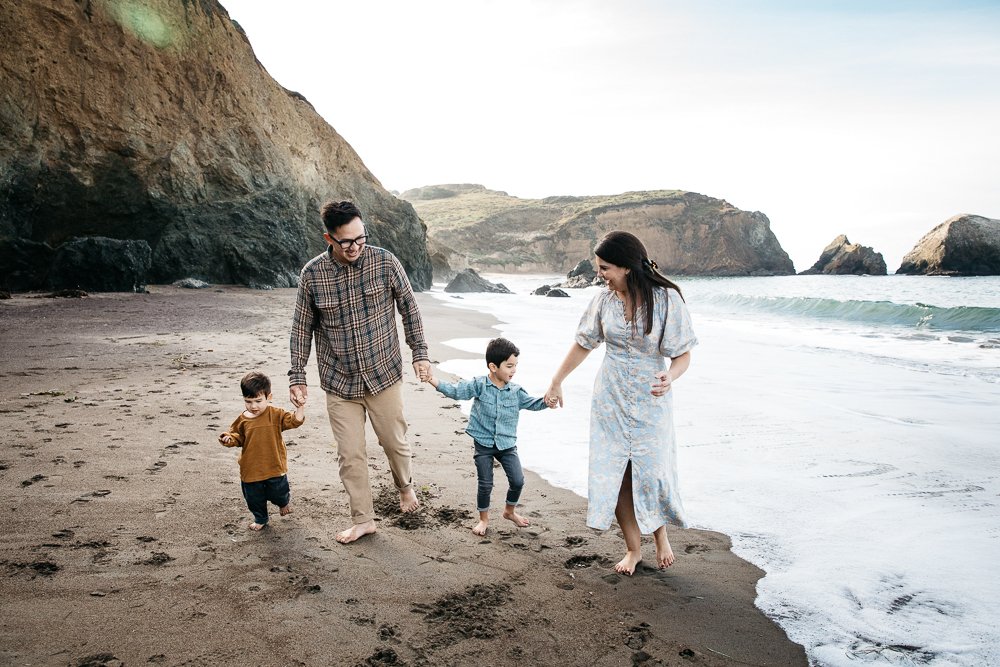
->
[896,215,1000,276]
[546,288,570,298]
[406,185,794,276]
[557,258,598,288]
[0,238,54,291]
[48,237,151,292]
[0,0,431,290]
[444,269,513,294]
[532,285,552,296]
[800,235,887,275]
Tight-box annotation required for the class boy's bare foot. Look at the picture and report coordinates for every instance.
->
[614,550,642,575]
[502,507,530,528]
[399,487,420,513]
[279,504,292,516]
[471,520,489,536]
[336,520,376,544]
[248,522,266,531]
[654,530,675,569]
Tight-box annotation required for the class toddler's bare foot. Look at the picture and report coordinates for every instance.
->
[279,504,292,516]
[654,530,675,569]
[399,487,420,513]
[336,520,376,544]
[614,550,642,575]
[471,520,489,536]
[502,507,530,528]
[248,521,266,531]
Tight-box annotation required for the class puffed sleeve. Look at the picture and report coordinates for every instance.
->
[574,292,606,350]
[658,288,698,358]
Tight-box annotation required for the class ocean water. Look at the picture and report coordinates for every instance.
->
[429,273,1000,667]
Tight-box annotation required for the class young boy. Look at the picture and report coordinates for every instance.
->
[219,371,305,531]
[423,338,547,536]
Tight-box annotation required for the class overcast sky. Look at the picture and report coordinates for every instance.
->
[224,1,1000,271]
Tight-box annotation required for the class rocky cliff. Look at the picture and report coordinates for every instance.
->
[403,185,793,276]
[800,235,886,275]
[896,215,1000,276]
[0,0,431,290]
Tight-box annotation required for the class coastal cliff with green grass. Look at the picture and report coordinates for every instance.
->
[403,184,794,276]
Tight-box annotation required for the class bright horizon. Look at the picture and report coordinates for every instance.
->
[224,1,1000,272]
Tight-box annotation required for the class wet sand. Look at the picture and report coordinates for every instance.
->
[0,286,806,666]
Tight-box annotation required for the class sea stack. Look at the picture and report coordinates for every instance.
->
[896,215,1000,276]
[800,235,887,275]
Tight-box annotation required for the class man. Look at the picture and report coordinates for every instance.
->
[289,200,430,543]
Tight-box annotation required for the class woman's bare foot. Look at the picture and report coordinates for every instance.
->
[614,550,642,575]
[471,520,489,536]
[502,507,530,528]
[399,487,420,513]
[336,520,376,544]
[654,529,675,569]
[248,521,266,531]
[279,504,292,516]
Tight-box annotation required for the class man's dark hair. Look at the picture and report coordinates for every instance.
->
[486,337,519,368]
[240,371,271,398]
[321,200,363,234]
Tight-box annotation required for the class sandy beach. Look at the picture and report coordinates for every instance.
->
[0,286,806,667]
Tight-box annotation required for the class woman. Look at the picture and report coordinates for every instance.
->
[545,231,697,575]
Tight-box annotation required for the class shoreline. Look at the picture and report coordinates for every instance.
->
[0,286,807,666]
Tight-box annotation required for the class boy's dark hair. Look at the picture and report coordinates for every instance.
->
[321,200,363,234]
[240,371,271,398]
[486,337,519,368]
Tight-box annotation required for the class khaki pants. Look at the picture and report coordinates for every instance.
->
[326,381,412,524]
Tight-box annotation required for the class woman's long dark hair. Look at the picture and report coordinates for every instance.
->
[594,230,683,336]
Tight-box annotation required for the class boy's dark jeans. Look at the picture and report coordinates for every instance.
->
[473,442,524,512]
[240,474,290,525]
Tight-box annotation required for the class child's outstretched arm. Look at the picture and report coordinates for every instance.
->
[517,387,549,411]
[434,376,481,401]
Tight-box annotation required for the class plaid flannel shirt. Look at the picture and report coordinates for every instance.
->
[288,245,428,399]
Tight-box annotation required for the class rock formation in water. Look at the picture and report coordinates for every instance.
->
[444,269,512,294]
[800,235,887,275]
[403,184,794,276]
[896,215,1000,276]
[0,0,431,290]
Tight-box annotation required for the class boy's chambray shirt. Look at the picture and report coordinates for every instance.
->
[289,244,428,399]
[435,376,547,450]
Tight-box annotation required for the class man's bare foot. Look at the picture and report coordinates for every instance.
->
[654,530,675,569]
[471,520,489,536]
[614,550,642,575]
[336,520,376,544]
[502,507,530,528]
[399,487,420,513]
[248,521,266,531]
[279,504,292,516]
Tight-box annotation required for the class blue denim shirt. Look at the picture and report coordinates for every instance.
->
[435,375,547,450]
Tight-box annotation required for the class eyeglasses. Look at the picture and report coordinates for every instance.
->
[332,234,367,249]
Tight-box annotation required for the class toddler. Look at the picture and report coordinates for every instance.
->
[219,371,305,530]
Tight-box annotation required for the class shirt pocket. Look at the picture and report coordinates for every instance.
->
[361,283,390,314]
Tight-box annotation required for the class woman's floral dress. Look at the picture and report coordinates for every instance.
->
[575,287,697,533]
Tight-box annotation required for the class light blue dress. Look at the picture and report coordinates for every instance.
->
[575,287,698,533]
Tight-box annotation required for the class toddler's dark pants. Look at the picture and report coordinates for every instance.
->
[473,442,524,512]
[240,474,290,525]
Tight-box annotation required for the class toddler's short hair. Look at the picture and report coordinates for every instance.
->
[240,371,271,398]
[486,337,519,367]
